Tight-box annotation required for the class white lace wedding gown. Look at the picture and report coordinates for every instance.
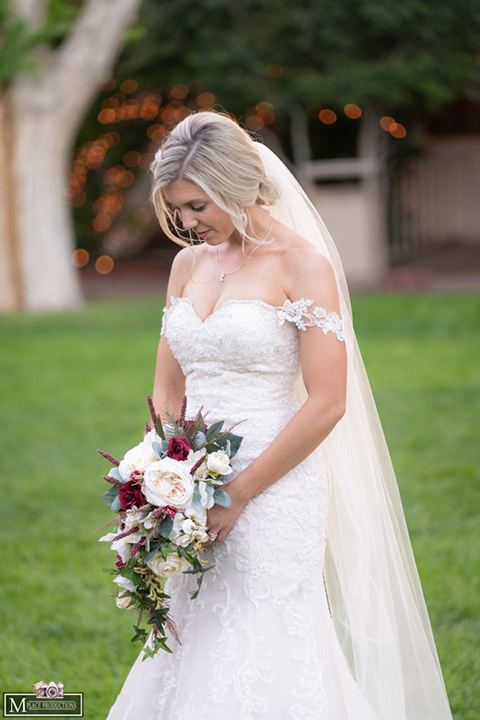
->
[107,296,377,720]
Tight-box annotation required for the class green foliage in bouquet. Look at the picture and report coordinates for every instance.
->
[97,396,243,658]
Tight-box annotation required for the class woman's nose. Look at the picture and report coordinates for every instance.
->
[180,212,198,230]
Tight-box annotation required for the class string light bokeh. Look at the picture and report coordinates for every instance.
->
[69,78,408,276]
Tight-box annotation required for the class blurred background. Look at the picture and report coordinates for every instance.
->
[1,0,480,310]
[1,1,479,718]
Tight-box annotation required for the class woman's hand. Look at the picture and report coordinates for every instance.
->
[206,481,248,544]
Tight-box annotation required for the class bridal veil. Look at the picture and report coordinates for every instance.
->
[254,141,452,720]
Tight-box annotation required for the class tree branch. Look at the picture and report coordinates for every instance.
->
[13,0,50,28]
[51,0,142,86]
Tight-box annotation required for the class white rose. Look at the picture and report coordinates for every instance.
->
[147,552,190,578]
[142,458,194,509]
[118,430,160,481]
[206,450,232,476]
[116,592,134,610]
[113,575,136,592]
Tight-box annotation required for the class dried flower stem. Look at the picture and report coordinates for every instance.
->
[98,450,120,466]
[103,474,123,488]
[93,517,120,535]
[147,395,157,429]
[130,537,146,558]
[178,395,187,425]
[113,526,139,542]
[190,454,207,476]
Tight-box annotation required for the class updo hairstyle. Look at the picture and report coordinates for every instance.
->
[150,111,278,246]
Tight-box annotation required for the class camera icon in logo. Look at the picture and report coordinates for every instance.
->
[34,681,64,699]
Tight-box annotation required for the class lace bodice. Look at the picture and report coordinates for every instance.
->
[162,296,344,440]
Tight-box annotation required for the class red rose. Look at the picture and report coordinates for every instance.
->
[167,436,191,461]
[119,480,146,510]
[160,505,178,518]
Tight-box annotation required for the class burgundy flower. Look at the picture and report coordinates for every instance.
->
[115,554,126,570]
[161,505,178,518]
[119,480,146,510]
[167,436,191,461]
[129,470,142,483]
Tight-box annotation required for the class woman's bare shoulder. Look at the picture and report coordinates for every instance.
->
[273,228,335,296]
[166,246,196,299]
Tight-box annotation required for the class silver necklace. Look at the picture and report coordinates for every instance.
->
[215,219,273,282]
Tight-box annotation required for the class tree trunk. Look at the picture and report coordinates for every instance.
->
[0,0,143,311]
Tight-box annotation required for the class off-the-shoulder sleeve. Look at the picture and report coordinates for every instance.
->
[277,299,345,342]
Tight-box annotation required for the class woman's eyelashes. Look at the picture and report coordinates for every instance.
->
[190,205,205,212]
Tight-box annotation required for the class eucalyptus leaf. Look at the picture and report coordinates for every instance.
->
[144,542,162,563]
[158,515,173,539]
[155,414,165,440]
[108,466,123,482]
[101,485,121,511]
[193,431,206,449]
[224,432,243,458]
[192,484,204,512]
[206,420,224,441]
[151,441,165,459]
[213,488,231,507]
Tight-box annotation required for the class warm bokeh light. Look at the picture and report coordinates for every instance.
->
[246,115,264,131]
[319,109,337,125]
[344,104,362,119]
[380,116,395,131]
[170,84,189,100]
[266,64,284,78]
[196,92,216,108]
[255,101,275,124]
[71,248,89,267]
[120,79,138,94]
[123,150,142,167]
[92,213,112,232]
[95,255,114,274]
[147,123,166,142]
[390,122,407,139]
[98,108,116,124]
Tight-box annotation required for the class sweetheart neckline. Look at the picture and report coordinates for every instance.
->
[168,296,284,325]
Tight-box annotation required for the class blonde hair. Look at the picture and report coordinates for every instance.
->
[150,110,278,246]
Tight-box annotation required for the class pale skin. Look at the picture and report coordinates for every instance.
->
[153,179,347,544]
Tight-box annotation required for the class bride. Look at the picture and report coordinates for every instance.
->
[106,111,452,719]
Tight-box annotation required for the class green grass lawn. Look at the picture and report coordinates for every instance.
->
[0,293,478,719]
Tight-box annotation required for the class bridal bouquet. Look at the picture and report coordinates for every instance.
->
[97,396,242,658]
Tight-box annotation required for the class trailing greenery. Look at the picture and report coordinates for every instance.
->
[0,294,478,719]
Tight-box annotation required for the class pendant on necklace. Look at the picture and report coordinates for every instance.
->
[220,272,225,282]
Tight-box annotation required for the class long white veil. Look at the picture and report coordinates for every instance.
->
[254,141,452,720]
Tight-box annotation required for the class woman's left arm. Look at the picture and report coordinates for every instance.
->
[207,251,347,541]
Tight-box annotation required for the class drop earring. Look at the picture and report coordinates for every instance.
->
[240,207,248,227]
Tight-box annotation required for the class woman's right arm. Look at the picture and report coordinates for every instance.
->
[152,248,193,419]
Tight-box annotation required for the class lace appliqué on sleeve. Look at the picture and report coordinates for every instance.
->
[277,299,345,342]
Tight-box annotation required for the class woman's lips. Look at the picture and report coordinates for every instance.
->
[195,230,210,240]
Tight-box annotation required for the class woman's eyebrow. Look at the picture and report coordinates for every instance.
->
[166,198,206,209]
